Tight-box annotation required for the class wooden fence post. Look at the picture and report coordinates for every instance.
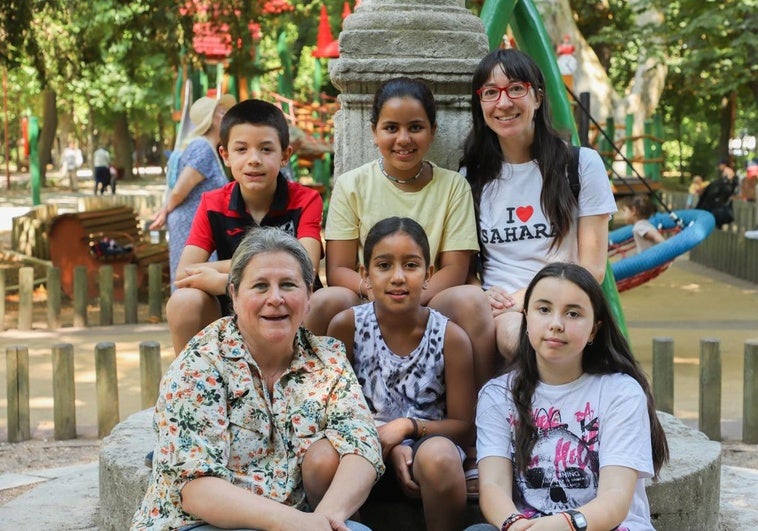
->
[0,269,5,331]
[652,337,674,414]
[95,342,120,437]
[6,345,30,442]
[99,264,114,326]
[148,263,162,322]
[744,340,758,444]
[699,338,721,441]
[52,343,77,440]
[73,265,88,327]
[18,266,34,330]
[47,266,61,329]
[140,341,163,409]
[124,264,138,324]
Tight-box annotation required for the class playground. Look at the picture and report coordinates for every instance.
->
[1,0,757,529]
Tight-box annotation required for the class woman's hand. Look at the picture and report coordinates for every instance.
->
[485,286,516,317]
[278,510,343,531]
[388,444,419,499]
[149,206,168,230]
[377,419,412,459]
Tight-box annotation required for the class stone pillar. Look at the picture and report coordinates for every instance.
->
[328,0,488,176]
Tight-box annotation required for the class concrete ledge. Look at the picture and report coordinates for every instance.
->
[647,412,721,530]
[99,410,721,531]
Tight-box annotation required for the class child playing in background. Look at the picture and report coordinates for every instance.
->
[619,195,664,254]
[328,217,476,531]
[466,262,669,531]
[686,175,705,208]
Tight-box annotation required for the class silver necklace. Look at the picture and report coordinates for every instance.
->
[379,157,425,184]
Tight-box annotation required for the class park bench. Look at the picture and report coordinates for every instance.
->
[47,206,167,299]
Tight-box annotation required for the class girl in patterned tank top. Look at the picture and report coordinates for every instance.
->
[328,217,476,531]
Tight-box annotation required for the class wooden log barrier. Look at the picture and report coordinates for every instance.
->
[53,343,77,440]
[744,340,758,444]
[148,263,162,321]
[47,266,61,329]
[99,264,114,326]
[699,338,722,441]
[18,266,34,330]
[124,264,138,324]
[73,265,88,327]
[95,342,120,438]
[652,337,674,414]
[0,269,5,332]
[6,345,31,442]
[140,341,162,409]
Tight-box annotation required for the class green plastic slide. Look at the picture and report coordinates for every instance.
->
[479,0,628,335]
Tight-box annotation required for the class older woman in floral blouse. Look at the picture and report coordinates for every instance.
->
[131,228,384,531]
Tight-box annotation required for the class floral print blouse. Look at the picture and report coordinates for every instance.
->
[131,317,384,530]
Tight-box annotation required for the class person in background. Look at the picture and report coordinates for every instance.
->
[465,262,668,531]
[93,145,111,195]
[61,140,83,191]
[165,99,323,355]
[619,195,664,254]
[740,160,757,202]
[328,217,476,531]
[131,228,383,531]
[150,94,237,285]
[686,175,705,208]
[460,48,616,362]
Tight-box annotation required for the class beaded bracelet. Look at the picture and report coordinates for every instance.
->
[501,513,526,531]
[417,418,427,438]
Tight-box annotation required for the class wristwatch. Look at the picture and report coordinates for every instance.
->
[565,510,588,531]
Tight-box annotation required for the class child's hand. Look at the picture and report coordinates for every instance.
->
[485,286,516,316]
[388,445,419,498]
[174,266,225,293]
[377,419,413,459]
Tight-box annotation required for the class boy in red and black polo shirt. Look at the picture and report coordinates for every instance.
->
[166,99,323,354]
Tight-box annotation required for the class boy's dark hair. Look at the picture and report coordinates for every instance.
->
[622,194,657,219]
[363,217,431,267]
[220,99,290,150]
[370,77,437,128]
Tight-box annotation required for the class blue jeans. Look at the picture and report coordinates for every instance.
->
[463,524,499,531]
[179,521,373,531]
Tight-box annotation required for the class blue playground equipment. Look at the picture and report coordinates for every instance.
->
[609,210,716,292]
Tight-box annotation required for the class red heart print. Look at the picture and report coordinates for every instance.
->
[516,206,533,222]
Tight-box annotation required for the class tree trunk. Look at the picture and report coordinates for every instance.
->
[718,91,736,163]
[534,0,621,123]
[112,111,133,180]
[38,88,58,185]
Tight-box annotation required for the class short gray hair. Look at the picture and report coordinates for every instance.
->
[228,228,314,294]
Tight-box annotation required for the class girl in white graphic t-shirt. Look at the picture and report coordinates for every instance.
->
[465,262,668,531]
[460,49,617,361]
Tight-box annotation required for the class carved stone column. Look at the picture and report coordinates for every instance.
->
[328,0,488,176]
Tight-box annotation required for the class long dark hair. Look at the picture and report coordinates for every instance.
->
[460,49,575,249]
[510,263,669,478]
[370,77,437,129]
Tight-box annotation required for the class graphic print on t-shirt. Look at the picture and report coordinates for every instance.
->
[479,204,556,246]
[513,403,600,516]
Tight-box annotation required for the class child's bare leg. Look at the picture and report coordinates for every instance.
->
[412,437,466,531]
[430,285,498,389]
[301,438,340,508]
[304,286,361,335]
[166,287,222,355]
[494,311,522,363]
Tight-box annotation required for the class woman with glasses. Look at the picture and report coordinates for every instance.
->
[460,49,616,362]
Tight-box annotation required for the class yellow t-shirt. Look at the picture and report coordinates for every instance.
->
[325,160,479,267]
